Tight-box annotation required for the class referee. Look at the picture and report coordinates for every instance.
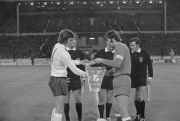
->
[129,37,153,121]
[93,38,114,121]
[64,33,85,121]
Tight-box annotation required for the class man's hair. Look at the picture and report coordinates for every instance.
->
[104,30,122,42]
[129,37,140,45]
[57,29,74,44]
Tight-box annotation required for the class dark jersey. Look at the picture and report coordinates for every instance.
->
[67,49,85,80]
[93,48,114,71]
[130,49,153,80]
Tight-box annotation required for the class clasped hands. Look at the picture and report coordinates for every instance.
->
[79,58,104,66]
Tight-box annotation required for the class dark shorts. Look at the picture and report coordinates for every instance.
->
[101,76,113,90]
[49,76,68,96]
[131,78,147,88]
[68,78,81,91]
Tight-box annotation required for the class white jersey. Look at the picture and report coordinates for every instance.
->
[51,43,86,77]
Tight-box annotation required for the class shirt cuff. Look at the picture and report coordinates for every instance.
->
[148,77,152,80]
[74,60,80,65]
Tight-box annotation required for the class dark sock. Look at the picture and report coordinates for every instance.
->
[140,100,145,118]
[106,103,112,118]
[76,103,82,121]
[116,116,122,121]
[64,103,70,121]
[98,104,104,118]
[135,100,140,116]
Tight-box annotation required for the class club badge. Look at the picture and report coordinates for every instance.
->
[139,57,143,62]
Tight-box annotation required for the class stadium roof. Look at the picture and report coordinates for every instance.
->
[0,0,164,5]
[0,0,179,5]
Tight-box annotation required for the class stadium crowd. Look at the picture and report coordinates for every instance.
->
[0,34,180,59]
[0,1,180,59]
[1,11,180,33]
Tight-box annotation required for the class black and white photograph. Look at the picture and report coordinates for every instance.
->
[0,0,180,121]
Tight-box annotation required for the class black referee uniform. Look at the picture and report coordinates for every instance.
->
[67,49,85,91]
[94,48,114,90]
[64,48,85,121]
[131,49,153,88]
[93,48,114,119]
[130,48,153,120]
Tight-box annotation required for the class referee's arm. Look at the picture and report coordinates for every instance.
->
[146,52,153,78]
[61,52,86,76]
[94,50,100,59]
[97,47,126,68]
[91,50,103,67]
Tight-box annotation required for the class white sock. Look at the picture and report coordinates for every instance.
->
[54,112,62,121]
[114,113,121,117]
[122,117,131,121]
[51,108,55,121]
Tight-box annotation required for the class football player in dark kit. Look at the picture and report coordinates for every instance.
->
[64,33,85,121]
[129,37,153,121]
[93,37,114,121]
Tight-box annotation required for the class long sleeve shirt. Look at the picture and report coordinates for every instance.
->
[93,47,114,71]
[130,48,153,80]
[66,47,85,79]
[100,43,131,76]
[50,43,86,77]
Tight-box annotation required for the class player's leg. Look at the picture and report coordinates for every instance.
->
[81,79,85,94]
[170,57,173,64]
[134,88,141,121]
[115,95,131,121]
[113,99,121,118]
[71,79,83,121]
[73,89,82,121]
[138,86,147,121]
[113,75,132,121]
[113,76,121,118]
[172,58,176,64]
[54,96,65,121]
[136,78,147,121]
[105,76,114,119]
[98,78,107,119]
[64,89,71,121]
[49,77,68,121]
[106,89,113,120]
[98,89,106,118]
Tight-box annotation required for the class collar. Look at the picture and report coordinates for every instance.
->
[105,47,114,53]
[136,48,141,53]
[57,43,66,49]
[65,47,76,51]
[131,48,141,53]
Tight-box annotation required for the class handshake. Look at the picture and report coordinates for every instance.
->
[79,59,96,66]
[79,58,104,66]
